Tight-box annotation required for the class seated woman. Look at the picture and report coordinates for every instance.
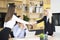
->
[12,22,28,38]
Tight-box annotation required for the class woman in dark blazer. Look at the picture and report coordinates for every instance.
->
[36,16,49,34]
[35,13,54,36]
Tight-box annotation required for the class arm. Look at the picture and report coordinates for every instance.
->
[29,16,45,25]
[14,15,29,24]
[17,18,29,24]
[36,16,45,23]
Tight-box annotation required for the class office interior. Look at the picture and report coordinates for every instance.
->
[0,0,60,40]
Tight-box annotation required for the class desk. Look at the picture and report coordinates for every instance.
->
[9,36,40,40]
[9,35,55,40]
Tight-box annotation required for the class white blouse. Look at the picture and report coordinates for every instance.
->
[4,15,29,29]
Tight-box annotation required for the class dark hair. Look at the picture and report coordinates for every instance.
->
[8,3,15,7]
[17,16,21,18]
[5,3,15,22]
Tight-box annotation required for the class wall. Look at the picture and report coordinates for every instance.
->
[51,0,60,13]
[0,0,7,12]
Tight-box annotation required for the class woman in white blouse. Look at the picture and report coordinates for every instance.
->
[0,3,30,40]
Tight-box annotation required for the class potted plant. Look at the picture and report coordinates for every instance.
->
[23,15,30,22]
[39,33,45,40]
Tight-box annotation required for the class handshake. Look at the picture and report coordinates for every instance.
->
[29,21,37,26]
[30,22,36,24]
[26,22,37,29]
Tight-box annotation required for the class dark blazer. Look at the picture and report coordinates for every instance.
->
[47,16,55,35]
[51,16,55,32]
[36,16,48,33]
[36,16,54,35]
